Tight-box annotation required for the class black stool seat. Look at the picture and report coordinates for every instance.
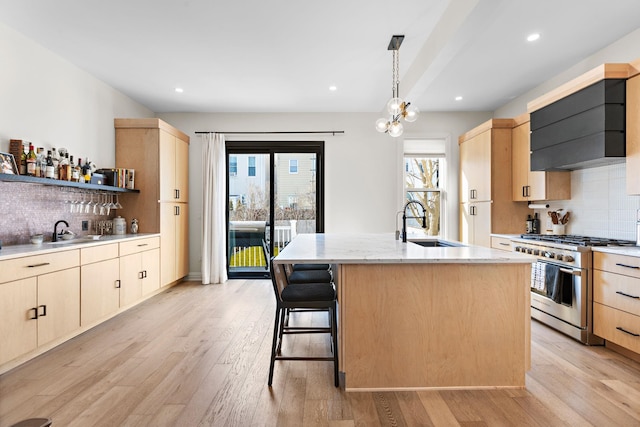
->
[282,283,336,302]
[293,263,330,271]
[287,268,332,284]
[10,419,52,427]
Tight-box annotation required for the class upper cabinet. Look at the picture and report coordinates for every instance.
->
[511,113,571,201]
[159,130,189,203]
[627,72,640,194]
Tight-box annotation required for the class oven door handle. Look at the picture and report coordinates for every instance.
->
[559,267,581,276]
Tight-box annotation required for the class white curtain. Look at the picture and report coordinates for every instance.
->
[201,133,228,284]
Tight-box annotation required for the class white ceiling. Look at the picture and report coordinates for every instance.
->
[1,0,640,114]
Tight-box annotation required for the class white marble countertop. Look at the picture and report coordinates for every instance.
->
[0,233,160,261]
[275,233,535,264]
[592,245,640,257]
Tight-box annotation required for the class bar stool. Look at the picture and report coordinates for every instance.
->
[268,259,339,387]
[285,263,332,284]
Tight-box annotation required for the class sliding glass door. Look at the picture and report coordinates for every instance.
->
[226,142,324,278]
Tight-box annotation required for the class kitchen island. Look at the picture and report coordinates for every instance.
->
[274,233,534,391]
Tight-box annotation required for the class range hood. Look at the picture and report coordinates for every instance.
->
[530,79,626,171]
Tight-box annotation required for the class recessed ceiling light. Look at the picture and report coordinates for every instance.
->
[527,33,540,42]
[175,87,184,93]
[329,85,337,91]
[455,96,463,101]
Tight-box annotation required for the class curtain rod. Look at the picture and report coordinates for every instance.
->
[195,130,344,136]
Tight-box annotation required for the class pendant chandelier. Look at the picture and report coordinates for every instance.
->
[375,35,419,137]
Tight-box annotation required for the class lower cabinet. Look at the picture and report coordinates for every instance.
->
[0,264,80,367]
[160,202,189,286]
[0,235,163,372]
[593,251,640,354]
[119,237,160,307]
[491,236,513,252]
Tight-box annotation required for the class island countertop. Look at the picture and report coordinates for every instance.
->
[275,233,534,264]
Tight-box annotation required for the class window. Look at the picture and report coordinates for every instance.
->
[229,156,237,176]
[403,139,446,237]
[310,157,316,172]
[289,159,298,174]
[288,195,298,208]
[248,156,256,177]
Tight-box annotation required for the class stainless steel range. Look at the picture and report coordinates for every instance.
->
[511,234,635,344]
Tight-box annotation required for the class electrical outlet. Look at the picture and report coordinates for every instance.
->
[82,220,89,231]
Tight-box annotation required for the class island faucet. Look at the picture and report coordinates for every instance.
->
[401,200,427,242]
[52,220,69,242]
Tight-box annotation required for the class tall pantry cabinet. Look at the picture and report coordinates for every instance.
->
[115,118,189,287]
[459,119,531,246]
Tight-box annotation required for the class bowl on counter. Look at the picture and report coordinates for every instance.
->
[30,234,44,245]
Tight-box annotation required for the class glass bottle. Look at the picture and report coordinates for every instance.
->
[26,143,37,176]
[37,147,46,178]
[76,157,84,183]
[45,150,55,179]
[51,148,59,179]
[59,152,69,181]
[70,156,79,182]
[19,144,27,175]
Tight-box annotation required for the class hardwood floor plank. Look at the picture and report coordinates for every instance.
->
[3,280,640,427]
[416,391,461,427]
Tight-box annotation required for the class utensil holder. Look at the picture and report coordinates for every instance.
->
[552,224,566,235]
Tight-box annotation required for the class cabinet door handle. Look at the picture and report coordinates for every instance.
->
[27,262,50,268]
[30,307,38,320]
[499,242,510,246]
[616,291,640,299]
[616,326,640,337]
[175,206,180,215]
[115,279,121,289]
[138,271,144,279]
[175,189,180,199]
[38,305,47,317]
[137,243,149,247]
[615,263,640,270]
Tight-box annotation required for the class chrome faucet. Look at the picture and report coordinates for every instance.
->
[401,200,427,242]
[52,220,69,242]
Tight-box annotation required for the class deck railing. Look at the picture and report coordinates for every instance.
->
[229,220,299,268]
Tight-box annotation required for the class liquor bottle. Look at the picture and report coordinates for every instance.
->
[70,156,79,182]
[83,158,92,183]
[26,143,37,176]
[59,152,69,181]
[19,144,27,175]
[36,148,45,178]
[45,150,55,179]
[51,148,59,179]
[76,157,84,183]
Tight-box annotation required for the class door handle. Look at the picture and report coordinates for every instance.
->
[30,307,38,320]
[559,268,581,276]
[115,279,121,289]
[616,291,639,299]
[38,304,47,317]
[616,326,640,337]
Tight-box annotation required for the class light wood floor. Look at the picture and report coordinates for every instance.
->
[2,279,640,426]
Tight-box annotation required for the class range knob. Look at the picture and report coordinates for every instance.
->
[563,255,575,262]
[526,248,533,254]
[556,253,564,260]
[533,249,540,256]
[544,251,555,259]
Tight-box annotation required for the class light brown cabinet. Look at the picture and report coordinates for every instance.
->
[0,251,80,366]
[119,237,160,307]
[593,251,640,355]
[511,114,571,201]
[80,243,120,326]
[627,74,640,194]
[459,119,531,246]
[115,118,189,286]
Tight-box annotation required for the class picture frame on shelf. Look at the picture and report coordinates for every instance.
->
[0,152,18,175]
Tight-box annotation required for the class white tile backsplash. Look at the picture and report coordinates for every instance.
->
[532,163,640,241]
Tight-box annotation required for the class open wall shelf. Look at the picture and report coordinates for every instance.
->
[0,173,139,193]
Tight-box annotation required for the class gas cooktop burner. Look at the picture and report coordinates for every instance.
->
[519,234,636,247]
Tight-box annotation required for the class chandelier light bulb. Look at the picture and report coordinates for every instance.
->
[375,118,390,133]
[388,121,404,137]
[387,97,404,115]
[403,104,419,122]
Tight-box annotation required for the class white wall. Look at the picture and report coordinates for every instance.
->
[158,111,491,276]
[0,22,153,166]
